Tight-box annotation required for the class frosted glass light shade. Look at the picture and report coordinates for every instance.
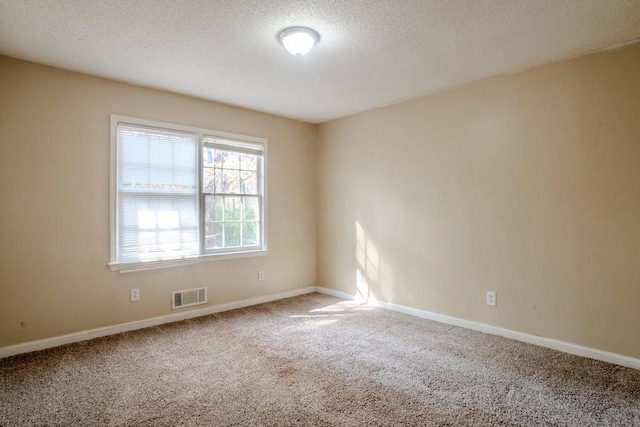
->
[279,27,319,56]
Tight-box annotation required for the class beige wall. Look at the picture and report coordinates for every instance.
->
[2,42,639,360]
[317,42,640,359]
[0,57,317,346]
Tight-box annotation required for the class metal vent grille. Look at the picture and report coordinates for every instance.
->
[172,287,207,309]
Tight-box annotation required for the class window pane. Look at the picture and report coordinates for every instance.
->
[203,147,214,168]
[204,195,224,222]
[242,197,259,220]
[242,222,259,246]
[223,169,240,193]
[118,195,198,262]
[213,149,224,168]
[202,167,215,193]
[241,171,257,194]
[224,222,241,247]
[240,153,257,171]
[224,196,241,221]
[222,150,240,169]
[119,129,196,194]
[205,222,223,250]
[213,168,223,193]
[116,123,198,264]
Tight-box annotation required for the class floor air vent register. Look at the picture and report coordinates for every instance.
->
[172,287,207,309]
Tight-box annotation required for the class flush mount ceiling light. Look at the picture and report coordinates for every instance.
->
[279,27,320,56]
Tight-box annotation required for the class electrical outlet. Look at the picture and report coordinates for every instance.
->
[486,291,497,307]
[130,288,140,302]
[258,271,265,282]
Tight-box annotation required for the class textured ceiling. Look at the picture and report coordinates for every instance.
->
[0,0,639,123]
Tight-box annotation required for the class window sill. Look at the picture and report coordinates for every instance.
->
[108,249,269,273]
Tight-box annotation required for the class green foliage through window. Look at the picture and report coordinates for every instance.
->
[203,146,262,251]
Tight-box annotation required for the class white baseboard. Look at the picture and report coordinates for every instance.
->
[314,287,355,300]
[3,285,639,371]
[314,286,640,371]
[0,286,316,359]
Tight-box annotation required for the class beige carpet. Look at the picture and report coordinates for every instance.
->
[1,293,639,426]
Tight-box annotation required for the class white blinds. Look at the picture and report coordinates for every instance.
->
[203,136,264,154]
[116,124,198,263]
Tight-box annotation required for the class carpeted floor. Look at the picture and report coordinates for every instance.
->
[1,293,639,426]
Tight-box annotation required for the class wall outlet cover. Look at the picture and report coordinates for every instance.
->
[486,291,497,307]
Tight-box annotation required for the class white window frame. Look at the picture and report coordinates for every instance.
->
[109,115,268,273]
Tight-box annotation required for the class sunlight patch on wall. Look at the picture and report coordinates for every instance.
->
[356,221,384,303]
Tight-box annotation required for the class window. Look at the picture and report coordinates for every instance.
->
[202,137,263,252]
[110,116,267,272]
